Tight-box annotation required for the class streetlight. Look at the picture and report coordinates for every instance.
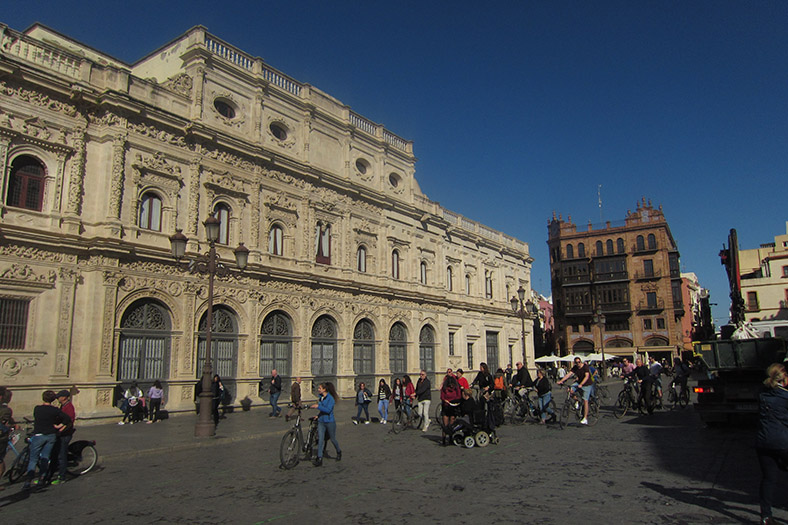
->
[510,286,537,369]
[592,307,607,379]
[169,217,249,438]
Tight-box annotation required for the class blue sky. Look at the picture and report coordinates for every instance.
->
[4,1,787,326]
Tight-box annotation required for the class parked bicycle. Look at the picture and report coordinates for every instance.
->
[667,379,690,409]
[279,405,319,469]
[6,417,98,483]
[391,400,423,434]
[558,387,599,429]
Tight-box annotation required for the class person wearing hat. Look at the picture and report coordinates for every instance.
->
[52,389,75,485]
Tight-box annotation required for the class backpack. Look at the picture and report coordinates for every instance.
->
[494,376,505,390]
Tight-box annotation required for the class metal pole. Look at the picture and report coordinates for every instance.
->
[195,243,216,438]
[520,309,527,369]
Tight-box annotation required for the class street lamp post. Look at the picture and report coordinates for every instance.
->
[510,286,536,369]
[592,307,607,379]
[169,216,249,438]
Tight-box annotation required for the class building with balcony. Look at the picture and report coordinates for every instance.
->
[739,222,788,325]
[547,199,684,359]
[0,22,533,417]
[680,272,714,349]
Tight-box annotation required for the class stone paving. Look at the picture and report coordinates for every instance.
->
[0,384,784,524]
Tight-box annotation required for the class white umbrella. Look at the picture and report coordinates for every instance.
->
[557,354,577,362]
[585,353,606,361]
[534,355,559,363]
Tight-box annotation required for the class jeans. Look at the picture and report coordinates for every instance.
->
[57,434,73,479]
[149,398,162,422]
[757,448,788,519]
[27,433,57,477]
[538,392,554,421]
[317,420,340,459]
[417,400,431,430]
[356,403,370,422]
[270,391,281,416]
[378,399,390,421]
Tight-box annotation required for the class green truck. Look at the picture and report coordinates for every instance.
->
[692,337,786,425]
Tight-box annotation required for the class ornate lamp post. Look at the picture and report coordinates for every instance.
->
[169,216,249,437]
[592,306,607,379]
[510,286,537,369]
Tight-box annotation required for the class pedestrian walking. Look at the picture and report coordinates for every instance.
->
[0,386,19,487]
[415,370,431,432]
[391,377,404,412]
[51,389,76,485]
[354,382,372,424]
[147,380,164,423]
[403,375,416,418]
[23,390,70,489]
[285,377,302,422]
[377,379,391,424]
[268,369,282,417]
[310,382,341,467]
[756,363,788,525]
[440,374,461,445]
[211,375,224,426]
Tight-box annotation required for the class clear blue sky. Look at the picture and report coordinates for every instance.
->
[4,1,787,326]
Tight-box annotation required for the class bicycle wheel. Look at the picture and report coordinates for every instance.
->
[434,403,443,427]
[679,387,690,408]
[7,446,30,483]
[667,388,677,409]
[544,400,557,423]
[306,425,319,461]
[279,429,302,469]
[587,399,600,426]
[614,391,629,419]
[558,399,571,430]
[503,397,523,425]
[524,391,542,423]
[66,443,98,476]
[391,409,405,434]
[598,384,610,401]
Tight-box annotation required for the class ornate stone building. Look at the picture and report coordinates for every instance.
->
[547,199,683,360]
[0,23,533,417]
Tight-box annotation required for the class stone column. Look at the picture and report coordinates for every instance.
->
[53,268,80,377]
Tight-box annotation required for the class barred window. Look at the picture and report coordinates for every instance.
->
[0,298,30,349]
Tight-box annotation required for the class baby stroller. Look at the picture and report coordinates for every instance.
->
[450,395,499,448]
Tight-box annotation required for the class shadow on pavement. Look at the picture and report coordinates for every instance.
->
[641,481,756,524]
[0,486,31,507]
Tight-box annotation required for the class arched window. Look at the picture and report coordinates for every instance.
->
[420,261,427,284]
[139,192,162,231]
[311,315,338,387]
[485,271,493,298]
[617,238,625,254]
[419,325,436,378]
[268,224,283,256]
[645,336,669,346]
[392,250,400,279]
[465,274,471,295]
[6,155,46,212]
[315,221,331,264]
[596,241,603,256]
[636,235,645,251]
[357,246,367,273]
[214,203,230,245]
[447,266,453,291]
[577,243,586,258]
[573,340,594,353]
[647,233,657,250]
[389,322,408,378]
[606,239,614,255]
[566,244,574,259]
[353,319,375,377]
[118,300,171,382]
[197,306,238,381]
[260,311,292,377]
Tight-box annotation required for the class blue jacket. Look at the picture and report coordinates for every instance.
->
[757,386,788,450]
[317,393,335,423]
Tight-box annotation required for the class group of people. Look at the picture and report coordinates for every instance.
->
[0,386,76,489]
[354,370,434,430]
[118,380,166,425]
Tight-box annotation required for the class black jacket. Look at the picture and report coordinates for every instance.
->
[415,377,432,401]
[512,367,534,388]
[758,386,788,450]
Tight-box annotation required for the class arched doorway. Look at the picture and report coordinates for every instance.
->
[311,315,338,393]
[260,311,293,390]
[389,322,408,382]
[197,305,239,403]
[572,340,594,354]
[353,319,375,387]
[118,299,172,389]
[419,325,436,384]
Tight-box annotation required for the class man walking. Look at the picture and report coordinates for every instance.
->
[415,370,431,432]
[285,377,301,421]
[269,369,282,417]
[0,387,18,485]
[52,390,75,485]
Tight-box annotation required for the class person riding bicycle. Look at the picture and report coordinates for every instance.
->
[557,357,593,425]
[51,389,76,485]
[402,375,416,418]
[648,356,663,404]
[23,390,71,489]
[534,368,556,424]
[510,362,534,396]
[672,357,690,396]
[626,358,655,413]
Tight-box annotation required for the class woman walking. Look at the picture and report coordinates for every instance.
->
[403,375,416,418]
[310,382,341,467]
[756,363,788,525]
[377,379,392,424]
[147,380,164,423]
[354,382,373,424]
[211,375,224,426]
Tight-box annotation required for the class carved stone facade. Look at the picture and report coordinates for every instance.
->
[0,22,533,418]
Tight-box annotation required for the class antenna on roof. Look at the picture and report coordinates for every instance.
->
[597,184,603,223]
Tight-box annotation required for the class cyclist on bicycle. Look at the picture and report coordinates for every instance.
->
[557,357,593,425]
[511,362,534,392]
[534,368,555,424]
[648,356,663,403]
[402,375,416,419]
[672,357,690,396]
[626,358,655,413]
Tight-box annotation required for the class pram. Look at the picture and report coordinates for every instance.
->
[449,395,499,448]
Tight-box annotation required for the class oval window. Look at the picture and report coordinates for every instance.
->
[270,122,288,141]
[355,159,369,175]
[389,173,401,188]
[214,99,236,119]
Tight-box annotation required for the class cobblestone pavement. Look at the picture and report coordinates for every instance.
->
[0,384,783,524]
